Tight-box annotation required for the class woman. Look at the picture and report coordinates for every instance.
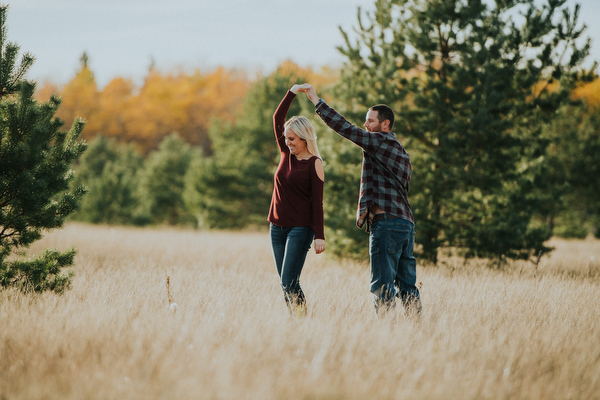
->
[268,84,325,316]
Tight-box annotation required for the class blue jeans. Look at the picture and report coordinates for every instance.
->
[270,224,314,309]
[369,217,421,314]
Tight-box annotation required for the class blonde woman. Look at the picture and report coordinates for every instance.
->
[268,84,325,315]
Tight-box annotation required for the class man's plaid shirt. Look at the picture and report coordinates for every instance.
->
[315,100,414,231]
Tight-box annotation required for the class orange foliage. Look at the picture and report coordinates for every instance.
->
[275,59,339,88]
[45,65,102,136]
[530,80,560,99]
[527,77,600,113]
[36,64,250,154]
[572,78,600,109]
[96,77,135,140]
[34,81,59,102]
[34,60,340,155]
[121,67,249,152]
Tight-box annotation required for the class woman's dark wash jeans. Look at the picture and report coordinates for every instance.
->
[270,224,314,310]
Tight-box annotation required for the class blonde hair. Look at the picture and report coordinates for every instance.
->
[284,116,321,159]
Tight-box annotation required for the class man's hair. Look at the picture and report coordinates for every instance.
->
[370,104,395,130]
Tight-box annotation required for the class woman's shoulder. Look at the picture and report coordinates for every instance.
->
[303,155,321,167]
[312,157,324,181]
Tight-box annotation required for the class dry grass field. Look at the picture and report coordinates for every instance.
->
[1,223,599,400]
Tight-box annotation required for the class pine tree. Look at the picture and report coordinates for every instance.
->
[335,0,593,264]
[545,104,600,238]
[0,6,33,98]
[0,5,87,292]
[138,133,198,226]
[70,136,144,225]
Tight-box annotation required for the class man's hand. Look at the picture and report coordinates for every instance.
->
[292,83,320,106]
[314,239,325,254]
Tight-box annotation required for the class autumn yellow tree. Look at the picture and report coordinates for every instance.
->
[95,77,135,140]
[34,80,59,103]
[55,53,101,136]
[573,78,600,109]
[36,57,250,154]
[121,66,249,153]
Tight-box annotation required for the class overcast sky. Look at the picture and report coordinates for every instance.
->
[7,0,600,88]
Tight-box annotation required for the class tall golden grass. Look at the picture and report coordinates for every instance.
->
[1,223,599,399]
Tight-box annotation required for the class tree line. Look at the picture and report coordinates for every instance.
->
[35,53,251,155]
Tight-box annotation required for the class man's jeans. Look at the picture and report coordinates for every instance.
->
[369,217,421,314]
[270,224,314,309]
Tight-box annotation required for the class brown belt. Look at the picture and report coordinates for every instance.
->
[373,213,400,222]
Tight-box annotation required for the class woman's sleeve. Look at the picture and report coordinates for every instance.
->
[310,159,325,240]
[273,90,296,152]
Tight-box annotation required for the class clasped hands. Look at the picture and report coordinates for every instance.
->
[290,83,320,106]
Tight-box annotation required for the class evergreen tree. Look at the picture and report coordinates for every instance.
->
[0,5,87,292]
[70,136,144,225]
[138,133,198,226]
[0,6,33,97]
[545,104,600,238]
[336,0,593,264]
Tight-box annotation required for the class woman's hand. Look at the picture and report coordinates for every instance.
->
[290,84,310,94]
[314,239,326,254]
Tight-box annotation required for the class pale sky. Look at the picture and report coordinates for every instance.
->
[7,0,600,88]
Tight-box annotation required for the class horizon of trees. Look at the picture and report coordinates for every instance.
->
[34,52,600,164]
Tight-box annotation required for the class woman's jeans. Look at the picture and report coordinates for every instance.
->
[369,217,421,315]
[270,224,314,311]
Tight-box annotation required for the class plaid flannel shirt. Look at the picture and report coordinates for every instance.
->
[315,100,414,232]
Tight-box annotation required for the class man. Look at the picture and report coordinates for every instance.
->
[296,83,422,316]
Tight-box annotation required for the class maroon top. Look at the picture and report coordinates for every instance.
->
[268,91,325,240]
